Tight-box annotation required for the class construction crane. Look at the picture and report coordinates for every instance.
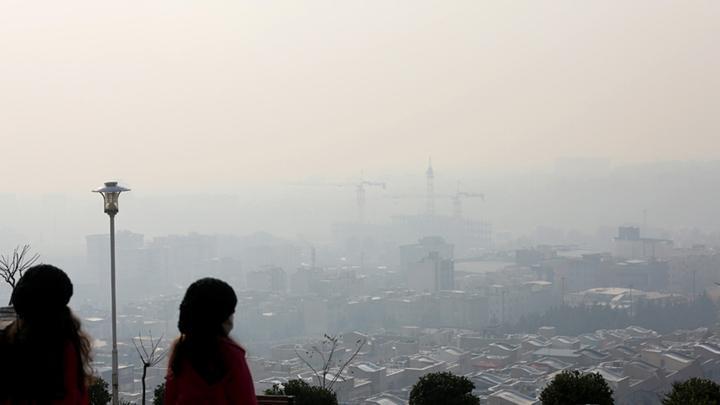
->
[390,187,484,219]
[426,158,435,216]
[288,176,386,223]
[452,191,484,220]
[355,180,386,224]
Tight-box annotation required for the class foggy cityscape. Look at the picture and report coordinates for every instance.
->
[2,2,720,405]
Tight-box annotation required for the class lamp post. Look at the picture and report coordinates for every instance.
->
[93,181,130,405]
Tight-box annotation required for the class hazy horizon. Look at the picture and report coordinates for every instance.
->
[2,0,720,281]
[2,1,719,194]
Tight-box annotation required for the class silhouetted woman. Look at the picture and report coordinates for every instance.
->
[165,278,257,405]
[0,264,92,404]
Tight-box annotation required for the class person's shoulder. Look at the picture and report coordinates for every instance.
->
[220,337,246,358]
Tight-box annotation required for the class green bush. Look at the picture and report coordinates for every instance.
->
[663,377,720,405]
[264,379,337,405]
[88,377,112,405]
[409,372,479,405]
[539,370,613,405]
[152,382,165,405]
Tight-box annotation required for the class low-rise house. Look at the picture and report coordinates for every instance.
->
[363,393,407,405]
[531,348,581,364]
[488,342,521,363]
[529,357,571,374]
[487,389,540,405]
[608,345,638,360]
[549,336,580,350]
[349,362,387,393]
[576,348,610,366]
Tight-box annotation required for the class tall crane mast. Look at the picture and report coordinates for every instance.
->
[290,176,386,224]
[356,180,386,223]
[426,157,435,217]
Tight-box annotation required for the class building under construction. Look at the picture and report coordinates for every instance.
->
[390,159,492,257]
[332,160,492,264]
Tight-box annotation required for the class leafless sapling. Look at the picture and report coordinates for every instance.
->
[0,245,40,305]
[295,333,366,390]
[132,331,168,405]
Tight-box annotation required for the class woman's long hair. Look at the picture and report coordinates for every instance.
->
[170,277,237,384]
[0,265,92,400]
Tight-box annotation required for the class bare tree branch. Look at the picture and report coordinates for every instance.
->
[295,346,321,382]
[0,245,40,304]
[133,331,167,405]
[295,334,367,391]
[328,337,366,390]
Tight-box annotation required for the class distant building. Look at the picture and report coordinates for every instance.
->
[399,237,455,292]
[392,215,492,256]
[407,252,454,292]
[86,230,144,273]
[614,226,673,260]
[86,230,149,289]
[150,232,218,284]
[246,266,287,292]
[400,236,454,272]
[547,253,669,293]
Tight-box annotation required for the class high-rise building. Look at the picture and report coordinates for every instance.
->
[407,251,455,292]
[400,236,454,292]
[399,236,454,273]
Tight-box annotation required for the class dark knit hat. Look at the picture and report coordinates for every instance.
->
[11,264,73,319]
[178,278,237,335]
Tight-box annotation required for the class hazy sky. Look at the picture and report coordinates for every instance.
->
[1,1,719,193]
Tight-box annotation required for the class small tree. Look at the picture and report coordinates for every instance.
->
[0,245,40,304]
[132,331,167,405]
[88,377,112,405]
[409,372,479,405]
[152,382,165,405]
[663,377,720,405]
[295,333,365,390]
[539,370,614,405]
[265,379,337,405]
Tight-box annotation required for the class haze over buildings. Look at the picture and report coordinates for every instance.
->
[1,1,720,404]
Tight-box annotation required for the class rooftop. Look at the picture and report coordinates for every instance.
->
[488,389,539,405]
[532,348,581,359]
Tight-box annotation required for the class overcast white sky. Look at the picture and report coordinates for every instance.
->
[1,1,719,194]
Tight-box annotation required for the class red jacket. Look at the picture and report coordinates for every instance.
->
[165,337,257,405]
[58,341,89,405]
[0,341,89,405]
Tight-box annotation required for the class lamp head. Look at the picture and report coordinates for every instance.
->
[93,181,130,215]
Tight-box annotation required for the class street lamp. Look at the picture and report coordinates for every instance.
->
[93,181,130,405]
